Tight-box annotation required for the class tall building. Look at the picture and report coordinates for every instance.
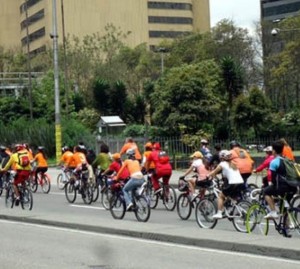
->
[0,0,210,55]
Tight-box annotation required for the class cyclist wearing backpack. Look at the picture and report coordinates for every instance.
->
[32,146,48,184]
[145,142,172,194]
[0,144,31,205]
[263,140,298,219]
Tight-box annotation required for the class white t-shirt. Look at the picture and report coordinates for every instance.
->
[219,161,243,185]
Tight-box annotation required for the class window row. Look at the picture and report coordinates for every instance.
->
[30,45,46,56]
[20,0,43,14]
[21,9,44,30]
[148,1,192,10]
[149,30,190,38]
[148,16,192,24]
[21,27,45,46]
[262,2,300,17]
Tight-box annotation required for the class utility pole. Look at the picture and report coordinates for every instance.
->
[52,0,61,164]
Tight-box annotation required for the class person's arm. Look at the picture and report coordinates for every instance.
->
[1,155,14,171]
[182,165,193,177]
[207,165,222,178]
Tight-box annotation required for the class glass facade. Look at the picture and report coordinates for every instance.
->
[20,9,44,30]
[148,1,192,10]
[148,16,193,24]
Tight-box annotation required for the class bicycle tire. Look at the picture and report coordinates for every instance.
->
[29,175,38,193]
[145,183,158,209]
[57,173,65,190]
[41,174,51,194]
[101,188,112,210]
[163,185,177,211]
[246,203,269,235]
[65,182,77,203]
[177,193,192,220]
[91,184,99,202]
[134,195,151,222]
[5,186,14,208]
[82,183,93,205]
[21,188,33,210]
[289,195,300,236]
[195,198,217,229]
[109,194,126,219]
[232,200,252,233]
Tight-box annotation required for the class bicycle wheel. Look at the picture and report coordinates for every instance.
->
[232,200,252,233]
[101,188,112,210]
[5,186,14,208]
[195,198,217,229]
[246,203,269,235]
[162,185,177,211]
[289,195,300,235]
[41,174,51,194]
[145,183,158,209]
[134,195,151,222]
[29,175,38,193]
[57,173,65,190]
[65,182,77,203]
[21,188,33,210]
[82,183,93,205]
[177,193,192,220]
[91,184,100,202]
[109,194,126,219]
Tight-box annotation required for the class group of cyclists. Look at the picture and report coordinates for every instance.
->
[1,136,299,228]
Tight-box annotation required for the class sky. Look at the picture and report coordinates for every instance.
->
[210,0,261,34]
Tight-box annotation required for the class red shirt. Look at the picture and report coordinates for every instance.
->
[147,150,172,174]
[109,161,130,180]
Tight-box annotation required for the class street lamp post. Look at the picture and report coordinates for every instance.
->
[52,0,61,164]
[156,47,167,74]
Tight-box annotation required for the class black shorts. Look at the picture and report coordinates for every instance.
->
[222,183,244,198]
[263,183,297,202]
[196,179,212,188]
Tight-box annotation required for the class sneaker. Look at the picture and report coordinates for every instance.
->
[212,212,223,219]
[126,202,133,211]
[154,188,162,195]
[264,211,279,219]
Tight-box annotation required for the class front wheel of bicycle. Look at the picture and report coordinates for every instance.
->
[145,184,158,209]
[21,188,33,210]
[65,182,77,203]
[91,184,99,203]
[29,175,38,193]
[109,194,126,219]
[57,173,66,190]
[195,198,217,229]
[41,174,51,194]
[5,186,14,208]
[246,203,269,235]
[163,185,177,211]
[291,195,300,224]
[82,183,93,205]
[177,193,192,220]
[134,195,151,222]
[232,200,252,233]
[101,188,112,210]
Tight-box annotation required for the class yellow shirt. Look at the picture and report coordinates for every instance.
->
[3,150,31,171]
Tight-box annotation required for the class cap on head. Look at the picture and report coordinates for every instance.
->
[190,151,203,159]
[144,142,152,149]
[15,144,25,151]
[219,150,232,161]
[112,153,121,160]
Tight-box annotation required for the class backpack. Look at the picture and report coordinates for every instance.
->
[158,151,170,164]
[18,152,30,167]
[281,157,300,187]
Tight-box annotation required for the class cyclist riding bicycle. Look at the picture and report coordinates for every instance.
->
[208,150,244,219]
[0,144,31,205]
[263,140,298,219]
[116,149,145,211]
[32,146,48,183]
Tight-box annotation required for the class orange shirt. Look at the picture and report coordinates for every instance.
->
[68,152,87,169]
[230,147,253,174]
[33,152,48,168]
[283,145,295,161]
[120,142,142,160]
[60,151,74,166]
[143,150,155,169]
[116,159,143,179]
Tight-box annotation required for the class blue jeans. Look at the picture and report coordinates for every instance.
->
[123,177,145,206]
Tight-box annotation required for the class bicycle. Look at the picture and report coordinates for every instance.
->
[5,171,33,210]
[0,171,11,196]
[246,189,300,237]
[176,177,219,220]
[29,166,51,194]
[195,186,251,232]
[64,169,93,205]
[109,180,151,222]
[56,166,72,190]
[144,174,177,211]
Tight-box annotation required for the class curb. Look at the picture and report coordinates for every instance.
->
[1,214,299,261]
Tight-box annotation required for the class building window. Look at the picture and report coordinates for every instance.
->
[20,0,43,14]
[21,27,45,46]
[30,45,46,56]
[148,1,192,10]
[149,30,190,38]
[21,9,44,30]
[262,2,300,17]
[148,16,193,24]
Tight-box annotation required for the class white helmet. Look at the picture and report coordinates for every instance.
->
[219,150,232,161]
[126,148,135,157]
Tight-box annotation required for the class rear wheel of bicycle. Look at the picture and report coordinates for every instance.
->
[163,185,177,211]
[291,195,300,224]
[21,188,33,210]
[91,183,99,202]
[65,182,77,203]
[195,198,217,229]
[82,183,93,205]
[134,195,151,222]
[101,188,112,210]
[41,174,51,194]
[145,183,158,209]
[246,203,269,235]
[29,175,38,193]
[109,194,126,219]
[232,200,252,233]
[5,186,14,208]
[177,193,192,220]
[57,173,65,190]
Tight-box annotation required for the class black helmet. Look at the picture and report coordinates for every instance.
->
[229,140,240,149]
[62,146,69,152]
